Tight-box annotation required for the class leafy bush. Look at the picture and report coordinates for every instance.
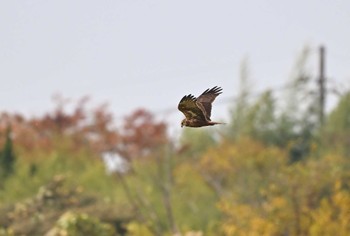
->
[46,212,116,236]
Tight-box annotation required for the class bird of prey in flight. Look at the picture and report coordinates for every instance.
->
[178,86,224,128]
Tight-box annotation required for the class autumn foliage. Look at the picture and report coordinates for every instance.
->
[0,89,350,236]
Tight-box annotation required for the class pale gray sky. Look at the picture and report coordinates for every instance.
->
[1,0,350,129]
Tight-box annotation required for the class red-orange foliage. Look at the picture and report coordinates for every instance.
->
[117,109,168,160]
[0,96,168,160]
[0,96,115,154]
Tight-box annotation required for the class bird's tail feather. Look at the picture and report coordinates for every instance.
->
[210,121,226,125]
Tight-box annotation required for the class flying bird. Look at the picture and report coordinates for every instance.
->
[178,86,224,128]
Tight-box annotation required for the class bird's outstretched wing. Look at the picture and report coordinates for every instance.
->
[196,86,222,120]
[178,94,206,121]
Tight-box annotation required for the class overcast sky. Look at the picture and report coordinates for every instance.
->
[1,0,349,129]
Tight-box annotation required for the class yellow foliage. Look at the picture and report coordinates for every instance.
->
[46,211,115,236]
[309,182,350,236]
[0,228,14,236]
[210,138,350,236]
[126,221,154,236]
[219,201,277,236]
[199,138,286,186]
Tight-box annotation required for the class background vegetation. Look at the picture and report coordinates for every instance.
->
[0,48,350,235]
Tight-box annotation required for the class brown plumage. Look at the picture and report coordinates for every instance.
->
[178,86,224,128]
